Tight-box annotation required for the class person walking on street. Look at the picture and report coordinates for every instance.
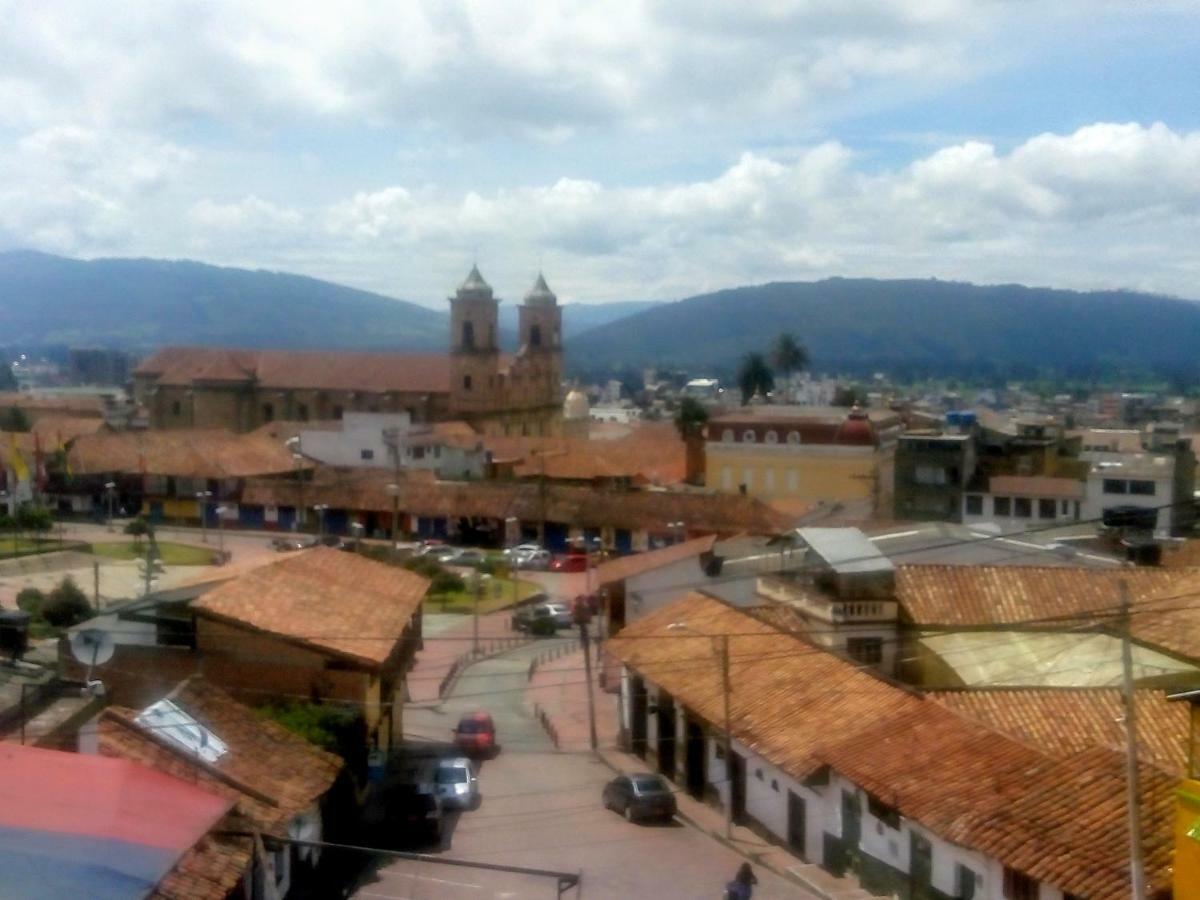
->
[725,862,758,899]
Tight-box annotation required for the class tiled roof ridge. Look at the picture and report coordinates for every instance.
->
[100,706,281,810]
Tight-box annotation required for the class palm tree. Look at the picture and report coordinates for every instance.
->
[737,353,775,405]
[771,333,809,378]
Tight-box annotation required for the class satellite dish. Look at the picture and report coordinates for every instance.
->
[70,628,115,670]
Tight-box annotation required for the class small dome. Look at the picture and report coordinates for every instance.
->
[456,265,494,301]
[524,272,557,306]
[564,389,589,420]
[835,405,876,446]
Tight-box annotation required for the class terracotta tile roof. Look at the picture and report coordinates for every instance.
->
[68,428,310,479]
[896,564,1200,662]
[0,391,107,417]
[608,594,1175,899]
[136,346,452,394]
[99,679,342,831]
[928,687,1188,775]
[149,825,252,900]
[30,415,108,445]
[594,535,716,587]
[986,475,1085,500]
[484,427,687,486]
[193,547,428,667]
[1161,538,1200,569]
[241,468,791,536]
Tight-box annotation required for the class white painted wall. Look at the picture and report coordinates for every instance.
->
[1083,469,1172,533]
[962,493,1081,530]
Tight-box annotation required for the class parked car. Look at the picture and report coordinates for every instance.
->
[514,549,552,570]
[433,756,479,810]
[513,601,572,633]
[550,553,588,573]
[414,539,448,557]
[382,783,444,846]
[271,535,317,551]
[318,534,346,549]
[453,711,498,758]
[602,773,677,823]
[449,549,487,568]
[504,543,542,560]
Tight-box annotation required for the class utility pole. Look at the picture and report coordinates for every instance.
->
[579,615,599,754]
[1118,579,1147,899]
[719,632,732,841]
[472,573,482,656]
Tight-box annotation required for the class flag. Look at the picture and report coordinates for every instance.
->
[33,431,47,491]
[8,433,29,483]
[58,431,72,479]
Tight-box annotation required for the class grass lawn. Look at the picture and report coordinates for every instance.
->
[428,577,542,615]
[0,538,60,559]
[89,541,218,566]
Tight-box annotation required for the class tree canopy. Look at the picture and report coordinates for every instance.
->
[771,333,809,377]
[737,353,775,405]
[673,396,709,439]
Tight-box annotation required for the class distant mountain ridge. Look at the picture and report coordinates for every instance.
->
[0,250,655,352]
[569,277,1200,381]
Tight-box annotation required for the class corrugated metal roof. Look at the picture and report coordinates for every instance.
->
[798,527,894,574]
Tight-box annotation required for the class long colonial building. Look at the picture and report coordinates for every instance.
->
[133,268,564,437]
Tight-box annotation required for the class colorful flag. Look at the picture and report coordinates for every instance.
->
[8,433,29,483]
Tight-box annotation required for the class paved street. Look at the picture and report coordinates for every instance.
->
[357,641,809,900]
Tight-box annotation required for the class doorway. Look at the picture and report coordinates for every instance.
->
[910,833,933,900]
[685,717,706,799]
[787,792,807,860]
[729,752,746,824]
[630,676,647,759]
[656,695,676,781]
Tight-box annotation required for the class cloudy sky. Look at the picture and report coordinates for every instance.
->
[1,1,1198,306]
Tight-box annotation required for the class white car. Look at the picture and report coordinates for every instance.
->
[434,757,479,810]
[513,548,552,570]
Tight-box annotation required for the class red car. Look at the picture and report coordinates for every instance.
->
[549,553,588,573]
[453,711,497,757]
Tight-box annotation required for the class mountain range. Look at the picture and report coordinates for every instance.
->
[0,250,653,352]
[3,250,1199,382]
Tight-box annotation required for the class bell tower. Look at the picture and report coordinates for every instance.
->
[449,265,500,416]
[519,272,563,410]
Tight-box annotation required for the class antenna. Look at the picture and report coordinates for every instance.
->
[69,628,115,684]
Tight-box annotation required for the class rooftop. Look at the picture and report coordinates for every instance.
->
[985,474,1085,500]
[798,526,894,575]
[193,547,428,667]
[68,428,310,479]
[594,535,716,587]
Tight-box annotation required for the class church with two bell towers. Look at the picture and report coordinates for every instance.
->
[448,266,564,437]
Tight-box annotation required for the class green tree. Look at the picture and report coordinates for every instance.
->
[673,396,709,439]
[736,353,775,405]
[0,407,30,432]
[832,384,868,407]
[124,516,152,548]
[42,576,91,627]
[0,365,16,392]
[770,333,809,379]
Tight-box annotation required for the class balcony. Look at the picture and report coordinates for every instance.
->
[757,574,898,624]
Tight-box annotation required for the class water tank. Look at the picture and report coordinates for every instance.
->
[0,610,31,663]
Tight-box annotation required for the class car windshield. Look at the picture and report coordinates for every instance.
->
[436,767,469,784]
[632,776,668,794]
[457,719,487,733]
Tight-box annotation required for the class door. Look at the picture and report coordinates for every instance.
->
[729,752,746,824]
[787,792,807,859]
[910,832,933,900]
[656,695,676,780]
[685,717,706,799]
[840,791,861,874]
[630,677,648,758]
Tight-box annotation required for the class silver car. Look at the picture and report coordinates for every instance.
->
[434,757,479,810]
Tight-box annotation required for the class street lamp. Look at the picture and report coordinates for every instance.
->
[195,490,213,543]
[287,437,305,531]
[214,506,228,559]
[104,482,116,532]
[668,621,732,839]
[388,482,401,551]
[313,504,329,542]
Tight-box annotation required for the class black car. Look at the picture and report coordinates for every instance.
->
[383,784,444,846]
[601,773,677,823]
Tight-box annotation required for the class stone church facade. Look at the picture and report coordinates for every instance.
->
[133,268,564,437]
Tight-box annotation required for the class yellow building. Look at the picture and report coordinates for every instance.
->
[1177,694,1200,899]
[704,405,900,514]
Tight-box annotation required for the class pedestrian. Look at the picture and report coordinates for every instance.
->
[724,862,757,900]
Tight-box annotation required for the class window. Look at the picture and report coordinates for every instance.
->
[955,865,978,900]
[1014,497,1032,518]
[412,446,425,460]
[742,429,756,443]
[787,470,799,492]
[1129,480,1155,496]
[764,430,778,444]
[1002,867,1038,900]
[333,405,344,420]
[463,374,472,391]
[742,468,754,490]
[764,469,776,491]
[994,496,1011,516]
[786,431,801,444]
[865,793,900,829]
[721,429,735,442]
[530,324,542,347]
[171,400,182,416]
[360,449,374,461]
[914,465,948,485]
[297,403,309,421]
[1038,498,1056,519]
[461,321,475,349]
[262,402,274,422]
[721,466,733,489]
[1103,478,1128,494]
[846,637,883,665]
[1060,500,1069,514]
[965,495,983,515]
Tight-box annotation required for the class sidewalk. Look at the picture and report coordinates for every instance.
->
[524,647,618,750]
[406,609,526,704]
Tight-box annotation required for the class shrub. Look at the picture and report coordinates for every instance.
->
[123,516,152,545]
[403,557,444,579]
[41,577,91,628]
[479,557,509,578]
[429,570,466,595]
[530,616,558,637]
[16,505,52,534]
[16,587,45,615]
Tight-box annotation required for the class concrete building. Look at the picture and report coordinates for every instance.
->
[1079,422,1196,535]
[961,475,1084,528]
[133,268,564,438]
[705,406,900,513]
